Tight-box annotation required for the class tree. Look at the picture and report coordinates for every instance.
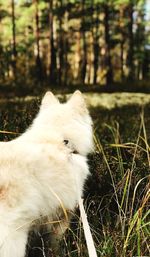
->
[103,2,113,84]
[49,0,57,84]
[126,0,134,80]
[80,0,87,84]
[33,0,43,80]
[11,0,17,77]
[92,1,100,84]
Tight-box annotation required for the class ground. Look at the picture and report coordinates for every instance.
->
[0,93,149,257]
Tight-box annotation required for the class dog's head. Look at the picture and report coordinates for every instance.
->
[34,91,93,156]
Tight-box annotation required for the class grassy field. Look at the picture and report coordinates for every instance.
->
[0,94,149,257]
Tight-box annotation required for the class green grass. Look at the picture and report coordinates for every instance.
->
[0,99,149,257]
[87,106,150,257]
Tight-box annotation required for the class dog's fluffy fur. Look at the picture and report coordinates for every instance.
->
[0,91,93,257]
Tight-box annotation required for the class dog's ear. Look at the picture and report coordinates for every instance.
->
[68,90,87,114]
[41,91,59,109]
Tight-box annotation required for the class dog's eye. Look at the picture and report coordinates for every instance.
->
[64,140,69,145]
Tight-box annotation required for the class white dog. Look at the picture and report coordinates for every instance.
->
[0,91,93,257]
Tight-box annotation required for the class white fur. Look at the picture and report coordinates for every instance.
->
[0,91,93,257]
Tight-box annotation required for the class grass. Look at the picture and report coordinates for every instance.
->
[88,106,150,257]
[0,98,149,257]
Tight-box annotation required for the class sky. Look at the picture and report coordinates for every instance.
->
[145,0,150,20]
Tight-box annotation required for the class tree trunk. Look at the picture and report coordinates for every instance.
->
[93,4,100,84]
[80,0,87,84]
[127,1,134,81]
[49,0,57,84]
[120,40,124,81]
[103,3,113,85]
[119,7,125,81]
[93,42,99,84]
[58,0,64,86]
[82,32,87,84]
[142,49,149,79]
[0,45,5,80]
[34,0,43,80]
[11,0,17,77]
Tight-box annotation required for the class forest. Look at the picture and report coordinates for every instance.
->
[0,0,150,95]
